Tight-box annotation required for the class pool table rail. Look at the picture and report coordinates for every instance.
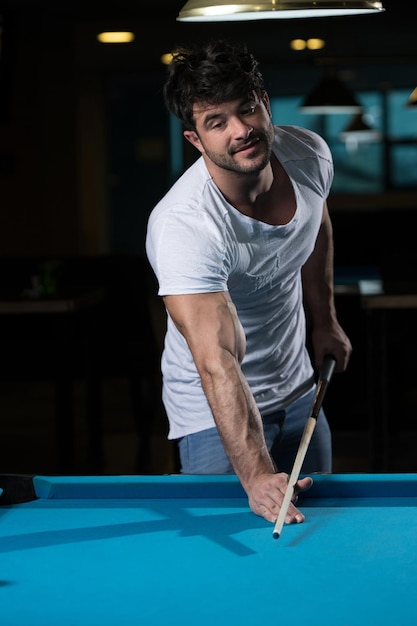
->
[1,472,417,504]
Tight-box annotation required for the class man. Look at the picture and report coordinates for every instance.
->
[146,40,352,526]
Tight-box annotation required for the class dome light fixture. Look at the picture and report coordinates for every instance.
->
[177,0,385,22]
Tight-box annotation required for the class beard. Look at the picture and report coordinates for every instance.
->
[201,122,275,175]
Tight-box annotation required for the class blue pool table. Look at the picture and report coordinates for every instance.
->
[1,473,417,625]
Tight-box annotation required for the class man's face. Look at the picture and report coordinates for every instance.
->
[184,91,275,175]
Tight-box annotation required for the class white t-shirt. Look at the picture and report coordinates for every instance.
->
[146,125,334,439]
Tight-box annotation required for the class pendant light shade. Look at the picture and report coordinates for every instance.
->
[177,0,385,22]
[299,74,363,114]
[406,87,417,108]
[340,113,382,142]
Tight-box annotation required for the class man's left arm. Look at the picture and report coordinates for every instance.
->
[301,201,352,373]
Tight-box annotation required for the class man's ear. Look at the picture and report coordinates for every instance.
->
[183,130,205,154]
[261,91,272,118]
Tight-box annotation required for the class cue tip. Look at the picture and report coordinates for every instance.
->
[272,530,280,539]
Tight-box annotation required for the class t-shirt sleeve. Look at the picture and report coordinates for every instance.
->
[146,204,229,296]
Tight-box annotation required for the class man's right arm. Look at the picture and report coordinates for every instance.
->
[163,290,312,524]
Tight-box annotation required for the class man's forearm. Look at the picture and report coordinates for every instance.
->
[199,356,276,487]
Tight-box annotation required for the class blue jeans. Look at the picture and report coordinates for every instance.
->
[177,386,332,475]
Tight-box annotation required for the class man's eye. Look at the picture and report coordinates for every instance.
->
[243,106,256,115]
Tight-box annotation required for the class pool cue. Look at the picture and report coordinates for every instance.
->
[272,354,336,539]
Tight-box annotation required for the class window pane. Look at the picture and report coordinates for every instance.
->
[270,95,384,194]
[391,144,417,188]
[331,142,383,193]
[387,89,417,139]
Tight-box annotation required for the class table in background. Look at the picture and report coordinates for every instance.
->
[361,293,417,471]
[1,473,417,625]
[334,268,417,471]
[0,289,104,473]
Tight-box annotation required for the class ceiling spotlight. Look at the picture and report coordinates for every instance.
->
[96,32,135,44]
[290,38,326,51]
[306,38,326,50]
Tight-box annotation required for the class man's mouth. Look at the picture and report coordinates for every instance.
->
[234,138,260,154]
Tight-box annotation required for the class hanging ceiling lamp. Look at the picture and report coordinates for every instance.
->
[405,87,417,108]
[299,73,363,114]
[339,113,382,143]
[177,0,385,22]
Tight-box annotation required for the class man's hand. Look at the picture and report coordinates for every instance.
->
[247,473,313,524]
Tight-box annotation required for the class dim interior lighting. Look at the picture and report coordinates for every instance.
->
[97,31,135,43]
[291,39,307,51]
[405,87,417,108]
[290,38,326,51]
[177,0,385,22]
[307,38,326,50]
[161,52,174,65]
[299,73,363,114]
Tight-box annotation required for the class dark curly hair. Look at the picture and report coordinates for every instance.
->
[163,40,265,131]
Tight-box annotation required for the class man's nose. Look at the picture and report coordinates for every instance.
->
[231,118,253,139]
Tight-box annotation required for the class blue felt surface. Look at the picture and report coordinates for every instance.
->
[1,474,417,625]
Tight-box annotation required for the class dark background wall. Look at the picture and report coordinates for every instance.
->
[0,0,416,258]
[0,0,416,475]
